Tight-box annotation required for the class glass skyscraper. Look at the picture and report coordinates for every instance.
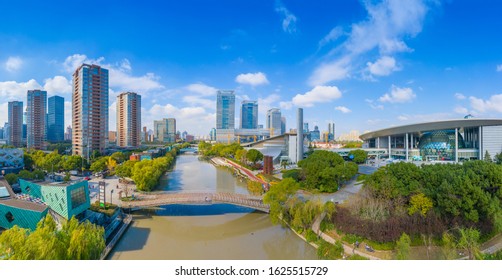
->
[216,90,235,129]
[47,95,64,143]
[267,108,282,137]
[240,101,258,129]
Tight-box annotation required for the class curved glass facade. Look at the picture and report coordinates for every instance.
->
[418,130,465,160]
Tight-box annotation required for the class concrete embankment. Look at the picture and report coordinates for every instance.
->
[100,213,133,260]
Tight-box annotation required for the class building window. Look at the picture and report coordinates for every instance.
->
[5,211,14,223]
[70,187,87,210]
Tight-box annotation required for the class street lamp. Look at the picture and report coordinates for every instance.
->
[110,189,114,207]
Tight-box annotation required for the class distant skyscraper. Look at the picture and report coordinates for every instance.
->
[72,64,109,158]
[310,125,321,141]
[303,122,309,133]
[297,108,304,162]
[117,92,141,147]
[167,118,176,143]
[328,122,335,141]
[210,128,216,141]
[281,117,286,135]
[182,131,188,141]
[267,108,282,136]
[64,126,72,141]
[27,90,47,149]
[240,101,258,129]
[8,101,23,147]
[47,95,64,143]
[216,90,235,129]
[0,127,3,140]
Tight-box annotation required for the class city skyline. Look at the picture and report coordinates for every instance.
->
[1,1,502,137]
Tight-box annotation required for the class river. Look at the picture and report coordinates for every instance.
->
[108,155,317,260]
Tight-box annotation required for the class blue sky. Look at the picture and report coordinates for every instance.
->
[1,0,502,137]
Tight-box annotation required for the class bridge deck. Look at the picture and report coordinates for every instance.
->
[122,192,269,213]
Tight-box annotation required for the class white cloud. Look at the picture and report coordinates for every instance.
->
[182,95,214,109]
[0,103,8,125]
[235,72,269,86]
[63,54,104,73]
[379,85,416,103]
[365,99,384,110]
[258,94,281,116]
[366,56,399,76]
[454,106,468,115]
[275,1,297,33]
[335,106,351,113]
[397,115,409,121]
[5,56,23,72]
[496,64,502,72]
[308,57,350,86]
[0,79,42,100]
[186,83,217,96]
[292,86,342,107]
[310,0,431,85]
[43,76,71,95]
[454,93,466,100]
[279,101,293,110]
[469,94,502,113]
[319,26,343,47]
[143,104,215,135]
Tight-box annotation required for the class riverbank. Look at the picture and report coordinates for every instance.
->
[100,213,132,260]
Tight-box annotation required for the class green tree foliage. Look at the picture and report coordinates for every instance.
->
[458,227,481,260]
[115,160,137,178]
[4,173,18,185]
[198,141,212,155]
[45,142,72,154]
[0,215,105,260]
[131,154,175,191]
[441,232,458,260]
[396,233,411,260]
[484,150,492,162]
[61,155,83,171]
[408,193,433,217]
[90,156,109,173]
[110,152,126,163]
[282,169,300,181]
[23,153,34,170]
[495,153,502,165]
[18,170,34,180]
[342,141,363,148]
[348,149,368,164]
[246,149,263,164]
[317,240,344,260]
[32,170,45,180]
[246,180,263,195]
[263,178,299,224]
[235,149,247,164]
[298,150,358,192]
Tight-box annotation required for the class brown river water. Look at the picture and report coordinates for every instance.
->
[108,155,317,260]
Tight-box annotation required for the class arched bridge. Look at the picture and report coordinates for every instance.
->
[121,192,270,213]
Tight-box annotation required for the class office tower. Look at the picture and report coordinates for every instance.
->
[303,122,309,133]
[182,131,188,141]
[267,108,282,137]
[0,127,3,140]
[297,108,304,162]
[117,92,141,147]
[210,128,216,141]
[8,101,23,147]
[281,117,286,135]
[72,64,109,158]
[108,131,117,143]
[64,126,72,141]
[167,118,176,143]
[310,125,321,141]
[47,95,64,143]
[240,101,258,129]
[328,122,335,141]
[216,90,235,129]
[26,90,47,149]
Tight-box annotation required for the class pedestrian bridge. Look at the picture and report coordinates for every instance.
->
[121,192,270,213]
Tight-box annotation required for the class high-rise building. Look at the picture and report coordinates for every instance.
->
[281,117,286,135]
[27,90,47,149]
[303,122,309,133]
[310,125,321,141]
[267,108,282,137]
[297,108,304,163]
[210,128,216,141]
[216,90,235,129]
[240,101,258,129]
[328,122,335,141]
[72,64,109,158]
[47,95,64,143]
[182,131,188,141]
[117,92,141,147]
[108,131,117,143]
[64,126,72,141]
[167,118,176,143]
[142,126,148,142]
[8,101,23,147]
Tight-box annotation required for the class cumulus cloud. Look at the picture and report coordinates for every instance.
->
[469,94,502,113]
[182,95,214,109]
[186,83,218,96]
[43,76,72,95]
[291,86,342,107]
[365,99,384,110]
[454,106,468,115]
[0,79,42,100]
[379,85,416,103]
[235,72,269,86]
[308,57,350,86]
[5,56,23,72]
[63,54,104,73]
[258,94,281,116]
[143,104,215,136]
[366,56,399,76]
[310,0,431,85]
[335,106,351,113]
[454,92,466,100]
[497,64,502,72]
[275,0,297,33]
[398,115,409,121]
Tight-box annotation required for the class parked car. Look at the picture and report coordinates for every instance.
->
[84,177,91,181]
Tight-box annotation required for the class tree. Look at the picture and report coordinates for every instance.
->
[32,170,45,180]
[263,178,299,224]
[90,157,108,173]
[61,155,83,171]
[18,170,34,180]
[484,150,492,162]
[115,160,136,178]
[63,172,71,182]
[408,193,433,217]
[441,232,458,260]
[495,153,502,165]
[348,149,368,164]
[246,149,263,164]
[317,240,344,260]
[396,233,411,260]
[4,173,18,185]
[458,227,481,260]
[235,149,247,164]
[110,152,126,163]
[106,157,117,172]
